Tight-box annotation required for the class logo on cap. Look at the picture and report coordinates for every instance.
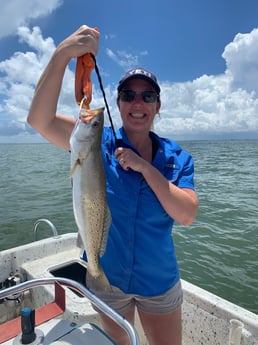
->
[118,67,160,93]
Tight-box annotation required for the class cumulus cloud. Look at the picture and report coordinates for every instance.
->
[0,26,58,126]
[155,28,258,139]
[0,0,62,38]
[103,29,258,140]
[222,28,258,95]
[157,73,258,138]
[0,26,118,140]
[0,23,258,142]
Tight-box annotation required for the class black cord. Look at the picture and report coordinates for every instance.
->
[90,54,118,143]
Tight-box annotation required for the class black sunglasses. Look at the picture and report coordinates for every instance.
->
[119,89,159,103]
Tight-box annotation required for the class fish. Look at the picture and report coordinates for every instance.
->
[70,106,112,291]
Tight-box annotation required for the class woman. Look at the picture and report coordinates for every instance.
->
[27,25,198,345]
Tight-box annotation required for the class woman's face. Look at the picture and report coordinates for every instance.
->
[117,78,161,134]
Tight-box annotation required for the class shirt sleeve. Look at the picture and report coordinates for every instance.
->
[176,150,195,189]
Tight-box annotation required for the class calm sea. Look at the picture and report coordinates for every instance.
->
[0,140,257,314]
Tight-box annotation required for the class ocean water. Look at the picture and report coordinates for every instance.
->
[0,140,257,314]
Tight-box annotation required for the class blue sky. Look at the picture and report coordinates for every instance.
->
[0,0,258,142]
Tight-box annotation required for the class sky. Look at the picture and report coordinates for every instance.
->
[0,0,258,143]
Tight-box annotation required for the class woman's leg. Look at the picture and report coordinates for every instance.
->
[138,306,182,345]
[99,306,135,345]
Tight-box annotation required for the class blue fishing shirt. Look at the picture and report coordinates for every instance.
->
[99,127,195,297]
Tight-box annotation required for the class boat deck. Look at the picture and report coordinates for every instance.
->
[1,232,258,344]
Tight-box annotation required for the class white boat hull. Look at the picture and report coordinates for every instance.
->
[0,233,257,344]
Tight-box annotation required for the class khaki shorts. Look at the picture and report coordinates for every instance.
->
[90,280,183,314]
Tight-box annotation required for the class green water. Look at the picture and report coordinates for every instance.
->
[0,140,257,314]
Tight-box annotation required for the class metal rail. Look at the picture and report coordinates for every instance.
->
[0,277,140,345]
[33,219,58,241]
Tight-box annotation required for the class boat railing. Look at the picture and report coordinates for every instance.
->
[33,218,59,241]
[0,277,140,345]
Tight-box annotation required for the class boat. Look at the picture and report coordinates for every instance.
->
[0,219,257,345]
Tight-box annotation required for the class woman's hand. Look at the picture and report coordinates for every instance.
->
[27,25,99,149]
[57,25,100,61]
[115,147,198,225]
[115,147,148,172]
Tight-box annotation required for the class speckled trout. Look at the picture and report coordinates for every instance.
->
[70,107,112,291]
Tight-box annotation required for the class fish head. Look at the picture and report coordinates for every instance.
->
[70,107,105,159]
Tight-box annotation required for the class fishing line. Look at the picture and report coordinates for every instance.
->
[90,54,118,143]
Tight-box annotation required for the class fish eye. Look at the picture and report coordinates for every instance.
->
[92,121,99,128]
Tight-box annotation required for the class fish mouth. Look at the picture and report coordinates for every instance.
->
[79,107,105,122]
[79,115,96,124]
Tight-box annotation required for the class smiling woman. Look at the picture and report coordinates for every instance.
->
[116,78,161,138]
[26,26,198,345]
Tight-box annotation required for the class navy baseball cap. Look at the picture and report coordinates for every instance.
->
[117,68,161,94]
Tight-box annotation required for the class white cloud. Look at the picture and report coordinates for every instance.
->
[154,29,258,139]
[156,71,258,138]
[0,0,62,38]
[0,26,121,140]
[104,34,116,40]
[0,25,258,142]
[0,26,58,128]
[222,28,258,95]
[106,48,143,70]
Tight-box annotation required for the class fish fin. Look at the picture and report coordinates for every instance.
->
[99,206,112,257]
[86,266,112,292]
[70,158,81,177]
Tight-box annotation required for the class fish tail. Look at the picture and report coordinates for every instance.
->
[86,266,112,292]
